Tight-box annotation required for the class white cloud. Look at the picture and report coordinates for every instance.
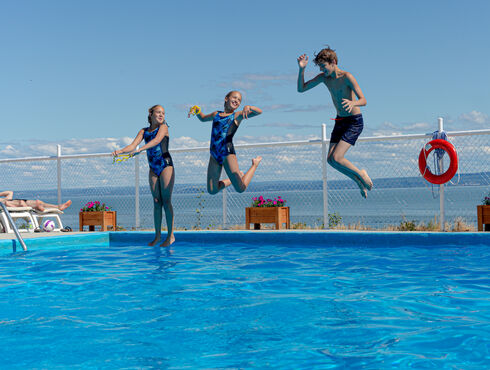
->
[459,111,489,126]
[173,136,208,148]
[405,122,431,131]
[0,145,19,156]
[30,165,47,171]
[369,120,432,136]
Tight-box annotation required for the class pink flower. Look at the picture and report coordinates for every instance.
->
[274,201,277,205]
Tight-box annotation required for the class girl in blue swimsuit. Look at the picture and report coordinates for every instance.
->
[112,105,175,247]
[189,91,263,195]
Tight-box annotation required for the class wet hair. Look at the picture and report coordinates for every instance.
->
[148,105,164,124]
[313,46,338,66]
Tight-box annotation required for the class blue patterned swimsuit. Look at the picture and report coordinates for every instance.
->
[210,112,238,165]
[143,124,173,176]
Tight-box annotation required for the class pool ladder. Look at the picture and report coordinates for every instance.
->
[0,203,27,251]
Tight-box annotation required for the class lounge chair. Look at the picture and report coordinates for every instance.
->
[0,206,36,233]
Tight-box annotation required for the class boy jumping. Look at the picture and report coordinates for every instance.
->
[297,46,373,197]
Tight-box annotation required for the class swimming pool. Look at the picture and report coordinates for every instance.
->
[0,231,489,368]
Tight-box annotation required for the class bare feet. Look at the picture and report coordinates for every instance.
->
[35,200,45,212]
[360,169,373,191]
[360,188,368,199]
[148,237,161,246]
[252,156,262,167]
[59,200,72,211]
[160,234,175,247]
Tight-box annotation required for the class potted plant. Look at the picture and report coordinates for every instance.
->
[79,201,117,231]
[245,196,290,230]
[477,192,490,231]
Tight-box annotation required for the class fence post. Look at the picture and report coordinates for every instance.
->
[223,188,227,229]
[322,124,328,229]
[135,146,140,229]
[438,117,445,231]
[57,144,62,205]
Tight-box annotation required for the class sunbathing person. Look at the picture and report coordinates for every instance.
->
[0,191,72,212]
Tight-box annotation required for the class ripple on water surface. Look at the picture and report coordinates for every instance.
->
[0,241,489,368]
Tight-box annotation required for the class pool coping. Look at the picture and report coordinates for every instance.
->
[0,230,488,254]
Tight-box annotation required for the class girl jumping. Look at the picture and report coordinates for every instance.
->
[189,91,262,194]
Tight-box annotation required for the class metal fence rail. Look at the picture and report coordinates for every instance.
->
[1,122,489,231]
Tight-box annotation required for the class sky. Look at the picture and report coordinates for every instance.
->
[1,0,489,158]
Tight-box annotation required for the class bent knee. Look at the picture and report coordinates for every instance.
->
[233,184,247,193]
[331,153,345,163]
[207,186,219,195]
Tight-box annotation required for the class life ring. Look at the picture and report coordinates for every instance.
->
[418,139,458,184]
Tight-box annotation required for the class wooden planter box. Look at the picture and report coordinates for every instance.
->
[245,207,290,230]
[477,205,490,231]
[79,211,117,231]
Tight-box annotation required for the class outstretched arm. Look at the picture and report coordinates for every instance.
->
[297,54,324,92]
[195,110,217,122]
[0,191,13,200]
[111,129,145,156]
[341,72,367,113]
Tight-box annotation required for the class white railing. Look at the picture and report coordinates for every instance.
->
[1,120,489,231]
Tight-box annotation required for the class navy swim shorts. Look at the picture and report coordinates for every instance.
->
[330,114,364,146]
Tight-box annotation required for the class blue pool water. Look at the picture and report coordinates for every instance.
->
[1,236,489,368]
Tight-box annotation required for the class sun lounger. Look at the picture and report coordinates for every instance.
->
[0,206,36,233]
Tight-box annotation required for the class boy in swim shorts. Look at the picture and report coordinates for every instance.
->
[297,46,373,198]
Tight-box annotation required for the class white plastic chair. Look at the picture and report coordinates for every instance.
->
[0,206,36,233]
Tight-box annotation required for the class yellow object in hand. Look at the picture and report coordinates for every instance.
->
[189,105,201,116]
[112,153,134,164]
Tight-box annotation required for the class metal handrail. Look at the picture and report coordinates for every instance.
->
[0,129,488,163]
[0,203,28,251]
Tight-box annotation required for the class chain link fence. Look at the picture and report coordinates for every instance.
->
[1,128,489,231]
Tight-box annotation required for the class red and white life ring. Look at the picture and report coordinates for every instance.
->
[418,139,458,185]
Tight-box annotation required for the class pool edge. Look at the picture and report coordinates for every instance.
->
[1,230,488,255]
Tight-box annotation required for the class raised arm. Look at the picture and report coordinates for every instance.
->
[0,191,13,200]
[112,129,145,156]
[297,54,324,92]
[341,72,367,113]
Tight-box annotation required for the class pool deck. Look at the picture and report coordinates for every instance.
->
[0,231,86,240]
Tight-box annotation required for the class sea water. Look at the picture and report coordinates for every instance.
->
[15,185,487,230]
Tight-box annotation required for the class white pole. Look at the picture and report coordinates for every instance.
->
[322,124,328,229]
[438,117,445,231]
[135,146,140,229]
[57,144,62,205]
[223,188,227,229]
